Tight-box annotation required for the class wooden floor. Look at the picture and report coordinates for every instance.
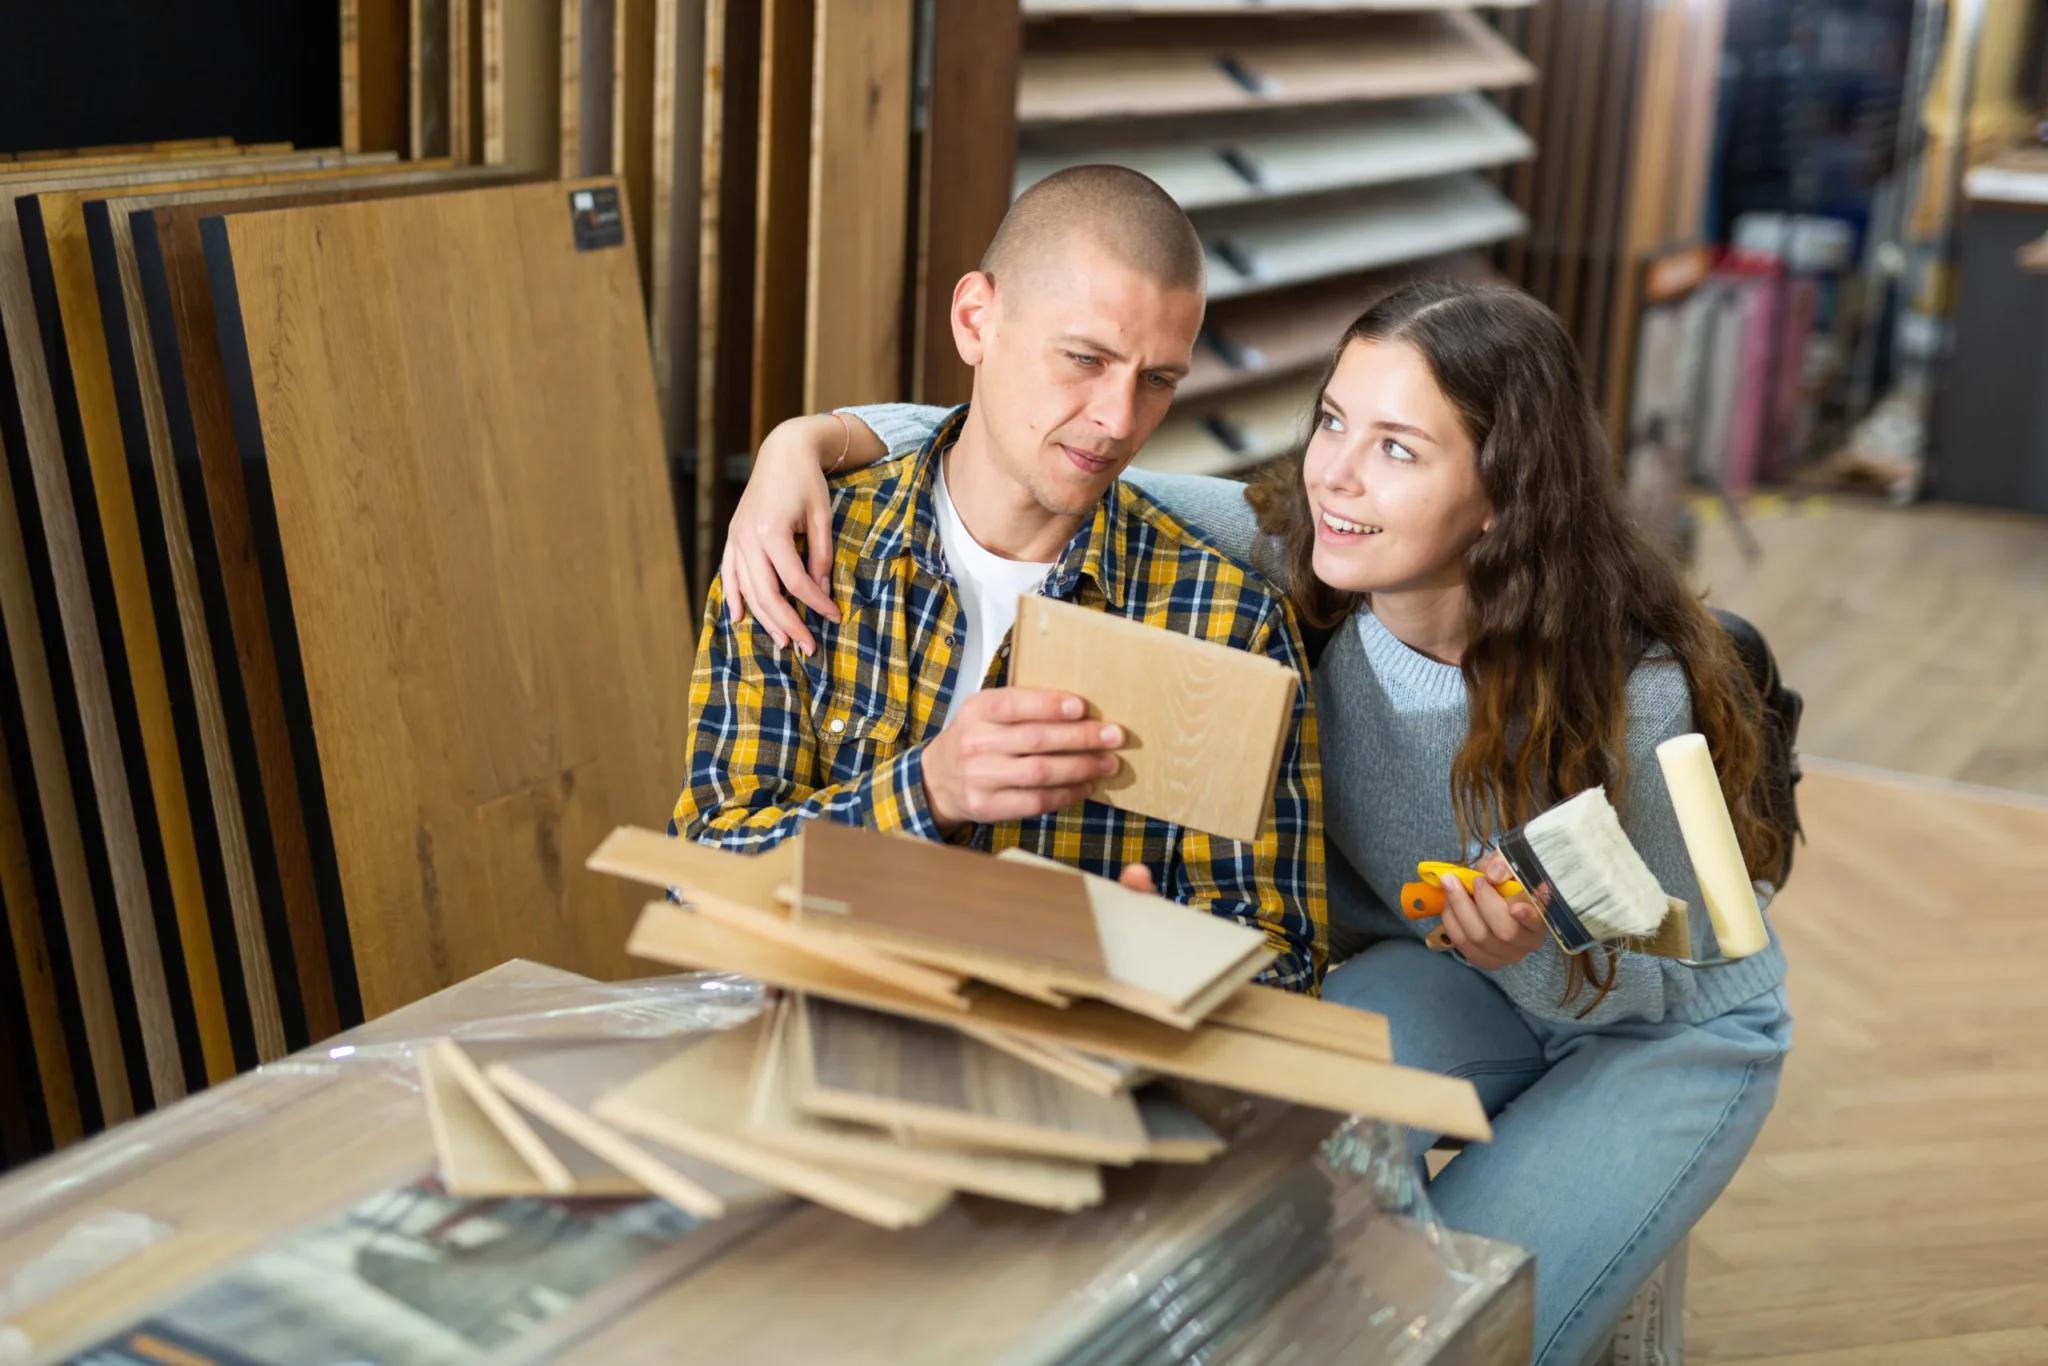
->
[1693,497,2048,799]
[1683,500,2048,1362]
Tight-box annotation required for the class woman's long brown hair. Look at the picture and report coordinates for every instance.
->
[1248,280,1784,1010]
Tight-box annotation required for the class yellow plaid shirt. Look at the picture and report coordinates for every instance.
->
[672,406,1327,989]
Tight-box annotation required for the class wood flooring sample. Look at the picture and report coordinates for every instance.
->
[795,817,1105,977]
[205,178,692,1017]
[1006,595,1298,843]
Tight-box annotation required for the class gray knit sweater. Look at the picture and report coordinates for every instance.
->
[847,404,1787,1026]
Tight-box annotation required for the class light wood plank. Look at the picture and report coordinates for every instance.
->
[651,0,705,462]
[802,0,912,412]
[484,0,561,169]
[207,179,694,1017]
[626,901,1494,1139]
[595,1012,956,1227]
[749,998,1106,1208]
[791,995,1151,1163]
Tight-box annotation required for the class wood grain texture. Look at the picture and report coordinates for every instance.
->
[749,0,813,444]
[695,0,763,597]
[628,902,1491,1138]
[1206,982,1391,1061]
[796,817,1107,977]
[792,994,1151,1163]
[97,165,482,1061]
[595,1012,955,1227]
[206,179,693,1019]
[450,0,477,163]
[749,997,1105,1208]
[0,607,77,1150]
[913,0,1017,407]
[0,152,366,1114]
[27,162,401,1082]
[956,1020,1137,1097]
[484,1036,782,1216]
[411,0,453,158]
[651,0,705,463]
[613,0,661,292]
[138,170,522,1043]
[342,0,409,154]
[567,0,619,174]
[802,0,911,413]
[587,825,972,1007]
[484,0,561,169]
[0,334,122,1129]
[437,1037,646,1194]
[1008,594,1299,843]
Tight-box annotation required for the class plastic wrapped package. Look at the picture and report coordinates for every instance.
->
[0,963,1530,1363]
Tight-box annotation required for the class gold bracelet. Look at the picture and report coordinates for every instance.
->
[827,411,852,474]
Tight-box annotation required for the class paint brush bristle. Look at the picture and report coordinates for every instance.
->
[1521,788,1669,940]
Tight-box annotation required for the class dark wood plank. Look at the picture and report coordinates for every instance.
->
[749,0,813,445]
[914,0,1019,407]
[342,0,410,155]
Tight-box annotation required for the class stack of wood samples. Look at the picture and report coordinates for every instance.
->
[202,178,694,1021]
[417,819,1485,1232]
[1013,2,1537,478]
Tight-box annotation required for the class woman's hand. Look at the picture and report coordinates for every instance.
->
[1430,851,1549,969]
[720,417,849,656]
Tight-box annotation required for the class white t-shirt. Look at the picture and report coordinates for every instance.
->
[933,458,1052,711]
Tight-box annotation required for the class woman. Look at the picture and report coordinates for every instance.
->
[723,280,1790,1366]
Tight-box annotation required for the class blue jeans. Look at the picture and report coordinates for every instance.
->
[1323,938,1791,1366]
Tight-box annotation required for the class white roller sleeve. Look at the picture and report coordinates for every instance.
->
[1654,733,1770,960]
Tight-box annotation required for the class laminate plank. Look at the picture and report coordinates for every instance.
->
[795,816,1107,978]
[205,179,696,1018]
[419,1040,558,1195]
[790,995,1152,1163]
[342,0,409,155]
[750,0,813,443]
[450,0,477,164]
[484,0,562,169]
[99,165,487,1059]
[563,0,620,174]
[749,997,1105,1209]
[0,364,115,1131]
[803,0,911,413]
[1132,1084,1225,1162]
[411,0,453,158]
[483,1036,783,1215]
[1008,593,1299,843]
[1550,0,1611,341]
[651,0,705,462]
[955,1021,1137,1097]
[435,1037,646,1194]
[613,0,661,293]
[138,172,524,1042]
[695,0,763,595]
[0,609,73,1151]
[594,1012,955,1227]
[0,152,372,1112]
[914,0,1019,407]
[627,902,1493,1138]
[24,162,403,1082]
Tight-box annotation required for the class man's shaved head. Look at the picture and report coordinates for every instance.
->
[981,165,1205,297]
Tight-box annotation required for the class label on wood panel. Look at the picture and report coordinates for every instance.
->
[570,186,625,250]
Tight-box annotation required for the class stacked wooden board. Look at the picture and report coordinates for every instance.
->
[419,821,1487,1228]
[0,147,703,1157]
[1012,2,1538,478]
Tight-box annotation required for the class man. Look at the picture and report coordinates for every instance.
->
[673,166,1324,989]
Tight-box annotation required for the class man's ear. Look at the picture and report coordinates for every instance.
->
[951,271,995,368]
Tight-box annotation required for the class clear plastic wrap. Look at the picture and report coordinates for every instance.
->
[0,963,1529,1364]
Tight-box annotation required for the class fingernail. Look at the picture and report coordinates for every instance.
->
[799,642,813,657]
[1100,724,1121,744]
[1062,698,1083,718]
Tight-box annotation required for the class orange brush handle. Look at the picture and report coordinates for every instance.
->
[1401,862,1527,919]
